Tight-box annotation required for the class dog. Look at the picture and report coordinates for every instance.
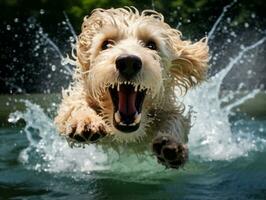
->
[54,7,208,169]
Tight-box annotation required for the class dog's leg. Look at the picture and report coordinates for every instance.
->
[152,112,191,169]
[54,85,108,143]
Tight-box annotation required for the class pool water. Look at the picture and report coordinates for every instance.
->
[1,1,266,199]
[1,117,266,199]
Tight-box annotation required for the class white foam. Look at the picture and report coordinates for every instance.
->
[7,1,266,176]
[182,38,266,161]
[10,100,109,174]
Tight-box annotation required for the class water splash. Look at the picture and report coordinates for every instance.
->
[183,38,266,161]
[63,11,77,41]
[7,2,266,178]
[9,100,109,175]
[40,31,73,75]
[207,0,237,39]
[181,1,266,160]
[9,100,170,180]
[30,20,75,77]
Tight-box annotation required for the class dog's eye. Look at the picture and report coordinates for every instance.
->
[145,41,157,50]
[101,40,114,50]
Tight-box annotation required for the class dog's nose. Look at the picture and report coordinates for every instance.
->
[116,54,142,79]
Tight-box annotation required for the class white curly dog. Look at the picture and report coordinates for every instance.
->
[55,7,209,169]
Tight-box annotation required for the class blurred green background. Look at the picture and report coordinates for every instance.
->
[1,0,265,35]
[0,2,265,199]
[0,0,265,125]
[0,0,265,94]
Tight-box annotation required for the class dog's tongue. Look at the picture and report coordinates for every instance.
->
[118,85,137,118]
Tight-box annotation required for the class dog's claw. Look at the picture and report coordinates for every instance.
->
[152,135,188,169]
[162,145,177,160]
[73,134,86,142]
[66,120,108,143]
[90,133,101,141]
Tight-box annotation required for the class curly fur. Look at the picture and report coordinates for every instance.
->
[54,7,208,148]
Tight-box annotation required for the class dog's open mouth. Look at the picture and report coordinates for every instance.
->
[109,83,146,133]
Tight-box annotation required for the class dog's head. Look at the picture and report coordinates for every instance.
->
[76,7,208,140]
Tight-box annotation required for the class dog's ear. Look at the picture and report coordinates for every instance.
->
[76,14,103,71]
[170,36,209,92]
[76,16,93,71]
[77,40,90,71]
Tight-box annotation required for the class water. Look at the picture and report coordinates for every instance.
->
[1,3,266,200]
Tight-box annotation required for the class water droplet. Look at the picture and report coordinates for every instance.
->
[8,112,21,123]
[244,23,249,28]
[38,28,43,34]
[51,65,56,71]
[230,31,237,37]
[6,25,11,30]
[251,13,256,18]
[34,44,40,50]
[14,18,19,23]
[176,22,182,29]
[69,36,75,42]
[40,9,45,15]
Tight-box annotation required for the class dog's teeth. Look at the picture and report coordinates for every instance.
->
[114,111,121,123]
[119,122,127,126]
[152,91,156,99]
[134,85,138,92]
[117,84,120,91]
[134,113,141,124]
[129,123,136,126]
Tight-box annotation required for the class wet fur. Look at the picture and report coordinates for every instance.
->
[54,7,208,166]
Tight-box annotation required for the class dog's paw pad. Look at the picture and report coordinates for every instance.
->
[152,135,188,169]
[66,121,107,143]
[162,145,178,160]
[73,133,86,142]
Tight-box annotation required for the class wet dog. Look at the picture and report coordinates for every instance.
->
[55,7,208,169]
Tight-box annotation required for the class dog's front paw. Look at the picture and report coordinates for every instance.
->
[65,118,108,143]
[152,135,188,169]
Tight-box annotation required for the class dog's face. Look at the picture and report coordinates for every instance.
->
[76,8,208,139]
